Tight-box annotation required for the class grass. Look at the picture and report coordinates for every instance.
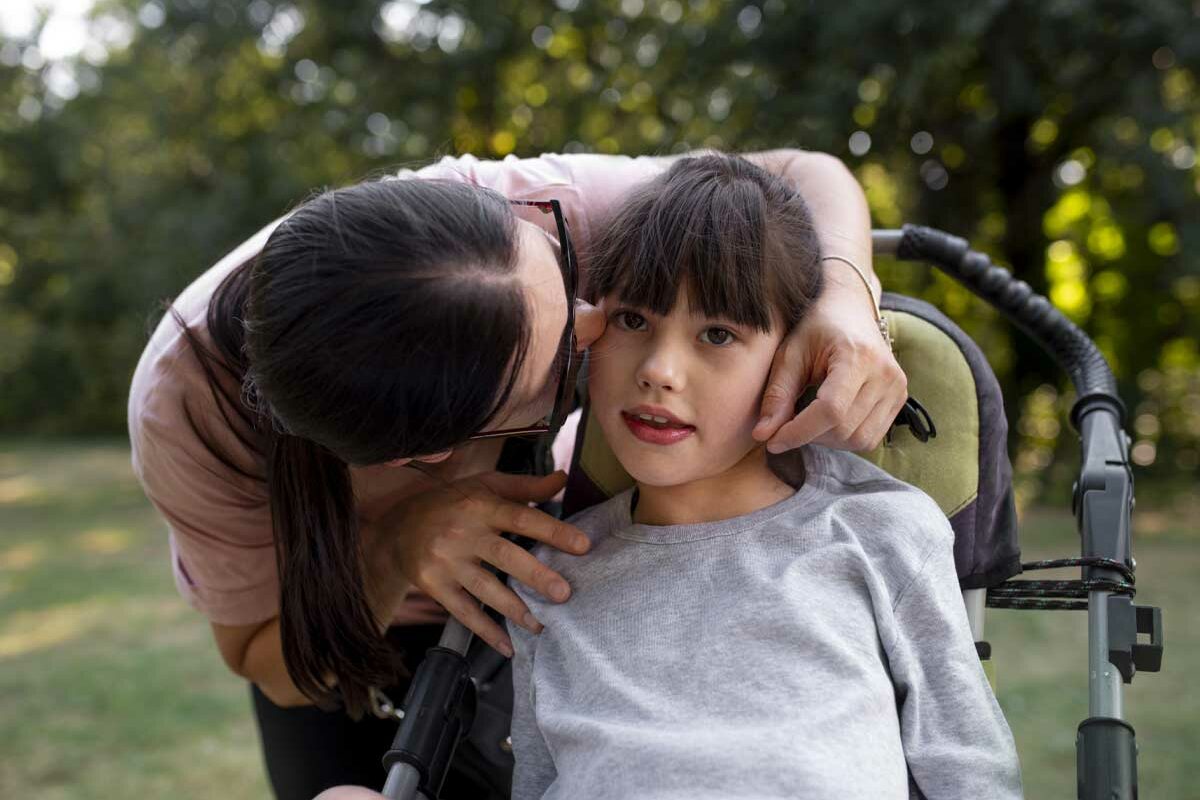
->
[0,439,269,800]
[1,439,1195,798]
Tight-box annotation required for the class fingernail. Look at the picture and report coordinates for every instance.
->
[551,580,570,601]
[766,442,787,454]
[574,535,589,551]
[757,415,772,428]
[498,640,514,658]
[523,613,542,632]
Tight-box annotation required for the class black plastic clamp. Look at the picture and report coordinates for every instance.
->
[1106,595,1164,683]
[381,647,478,798]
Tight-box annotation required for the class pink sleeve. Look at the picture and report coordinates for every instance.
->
[398,153,672,273]
[130,363,279,627]
[134,410,278,628]
[128,226,280,627]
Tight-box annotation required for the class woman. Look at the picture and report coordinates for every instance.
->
[127,150,906,799]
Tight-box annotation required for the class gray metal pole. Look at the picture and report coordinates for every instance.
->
[1087,590,1124,719]
[871,229,903,255]
[381,762,426,800]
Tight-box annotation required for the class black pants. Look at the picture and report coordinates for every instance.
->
[251,624,492,800]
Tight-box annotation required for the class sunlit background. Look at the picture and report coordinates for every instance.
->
[1,1,1197,797]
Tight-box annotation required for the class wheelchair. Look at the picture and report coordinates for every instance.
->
[374,225,1164,800]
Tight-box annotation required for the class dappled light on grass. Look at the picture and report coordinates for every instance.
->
[0,600,107,659]
[0,474,43,504]
[0,541,45,570]
[75,527,133,555]
[1134,510,1172,537]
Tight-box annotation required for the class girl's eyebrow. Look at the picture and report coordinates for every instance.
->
[686,308,743,326]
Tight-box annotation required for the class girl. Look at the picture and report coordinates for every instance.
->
[507,155,1022,799]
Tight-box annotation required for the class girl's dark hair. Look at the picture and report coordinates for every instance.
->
[171,178,529,717]
[587,153,824,332]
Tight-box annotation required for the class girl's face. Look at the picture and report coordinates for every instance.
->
[587,285,785,487]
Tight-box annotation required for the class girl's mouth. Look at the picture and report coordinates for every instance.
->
[621,412,696,445]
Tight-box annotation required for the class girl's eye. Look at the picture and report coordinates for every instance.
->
[614,311,647,331]
[700,327,736,346]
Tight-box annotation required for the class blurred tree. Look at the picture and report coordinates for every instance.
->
[0,0,1196,493]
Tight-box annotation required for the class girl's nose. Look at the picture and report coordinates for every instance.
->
[636,347,684,393]
[573,299,605,350]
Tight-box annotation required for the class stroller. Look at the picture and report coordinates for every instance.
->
[374,225,1164,800]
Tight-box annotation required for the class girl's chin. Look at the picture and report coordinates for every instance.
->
[621,444,767,489]
[629,471,693,489]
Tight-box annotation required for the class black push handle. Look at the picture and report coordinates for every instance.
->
[889,224,1125,428]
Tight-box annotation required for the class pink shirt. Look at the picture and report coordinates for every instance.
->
[128,153,670,627]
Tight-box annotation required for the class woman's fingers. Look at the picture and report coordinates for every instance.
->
[436,584,514,658]
[821,378,885,451]
[459,564,543,633]
[766,347,862,452]
[766,342,908,453]
[487,498,589,555]
[475,470,589,554]
[754,335,807,443]
[475,534,572,602]
[812,388,894,452]
[379,470,584,652]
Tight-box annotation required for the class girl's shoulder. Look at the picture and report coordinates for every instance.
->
[799,445,950,527]
[794,446,956,583]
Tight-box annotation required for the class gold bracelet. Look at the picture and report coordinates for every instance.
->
[820,255,893,350]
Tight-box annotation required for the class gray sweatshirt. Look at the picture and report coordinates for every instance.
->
[508,445,1022,799]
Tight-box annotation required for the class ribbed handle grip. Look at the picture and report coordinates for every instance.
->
[894,224,1123,425]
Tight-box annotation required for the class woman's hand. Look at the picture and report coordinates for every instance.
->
[745,149,907,454]
[753,273,907,454]
[363,470,589,657]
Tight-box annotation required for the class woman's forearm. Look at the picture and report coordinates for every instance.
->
[241,617,316,707]
[211,616,317,708]
[746,149,879,299]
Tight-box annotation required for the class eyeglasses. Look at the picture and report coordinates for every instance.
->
[464,198,580,442]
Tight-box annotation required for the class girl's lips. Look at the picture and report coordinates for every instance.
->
[621,412,696,446]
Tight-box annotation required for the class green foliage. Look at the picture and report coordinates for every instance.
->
[0,0,1197,487]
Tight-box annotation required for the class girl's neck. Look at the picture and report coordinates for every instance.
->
[632,445,797,526]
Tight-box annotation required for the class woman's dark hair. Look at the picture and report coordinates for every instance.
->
[171,178,530,716]
[587,153,823,332]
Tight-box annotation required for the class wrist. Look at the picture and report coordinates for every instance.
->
[820,258,879,317]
